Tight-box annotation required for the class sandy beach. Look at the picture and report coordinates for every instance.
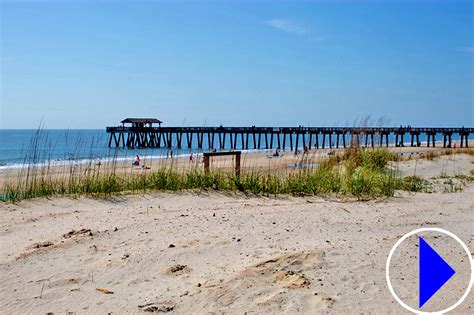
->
[0,153,473,314]
[3,0,473,313]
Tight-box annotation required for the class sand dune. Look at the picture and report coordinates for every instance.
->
[0,156,473,314]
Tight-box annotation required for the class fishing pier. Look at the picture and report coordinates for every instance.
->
[107,118,472,150]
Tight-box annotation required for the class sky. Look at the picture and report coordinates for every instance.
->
[1,0,473,129]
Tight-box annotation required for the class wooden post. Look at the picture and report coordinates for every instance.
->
[235,152,241,177]
[203,151,241,177]
[289,133,293,151]
[204,155,210,174]
[295,132,299,152]
[219,133,223,149]
[108,133,113,147]
[230,133,234,149]
[169,132,174,148]
[177,132,182,149]
[186,133,191,149]
[198,132,203,149]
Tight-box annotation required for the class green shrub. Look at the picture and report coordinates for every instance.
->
[396,176,428,192]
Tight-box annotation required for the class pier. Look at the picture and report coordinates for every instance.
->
[107,118,472,150]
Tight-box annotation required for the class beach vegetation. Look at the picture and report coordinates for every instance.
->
[0,129,468,202]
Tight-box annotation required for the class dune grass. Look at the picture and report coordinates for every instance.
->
[10,126,474,201]
[1,144,432,202]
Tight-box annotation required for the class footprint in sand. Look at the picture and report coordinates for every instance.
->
[305,292,336,310]
[138,301,175,313]
[19,229,95,258]
[164,264,190,276]
[204,250,326,311]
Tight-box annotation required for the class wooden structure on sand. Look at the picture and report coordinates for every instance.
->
[107,118,472,150]
[203,151,241,177]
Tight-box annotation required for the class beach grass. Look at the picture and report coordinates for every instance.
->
[1,144,434,202]
[7,126,474,202]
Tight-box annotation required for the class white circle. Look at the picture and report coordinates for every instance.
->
[385,227,473,314]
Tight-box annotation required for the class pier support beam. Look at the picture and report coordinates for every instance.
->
[105,126,473,152]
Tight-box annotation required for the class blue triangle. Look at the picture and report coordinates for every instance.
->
[419,236,456,308]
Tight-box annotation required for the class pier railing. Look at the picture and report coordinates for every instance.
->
[105,126,473,150]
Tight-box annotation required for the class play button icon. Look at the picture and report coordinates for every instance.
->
[386,228,473,314]
[419,236,456,308]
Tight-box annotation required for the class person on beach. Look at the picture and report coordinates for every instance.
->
[132,155,140,166]
[190,153,193,162]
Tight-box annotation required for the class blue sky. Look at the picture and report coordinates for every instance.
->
[1,0,472,129]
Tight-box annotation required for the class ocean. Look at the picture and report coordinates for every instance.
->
[0,129,469,169]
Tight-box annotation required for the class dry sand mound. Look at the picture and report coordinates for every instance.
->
[19,228,96,259]
[200,251,336,313]
[0,171,472,314]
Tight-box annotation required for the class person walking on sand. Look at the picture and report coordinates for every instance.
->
[190,153,193,162]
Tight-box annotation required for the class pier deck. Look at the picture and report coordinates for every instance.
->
[106,125,472,150]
